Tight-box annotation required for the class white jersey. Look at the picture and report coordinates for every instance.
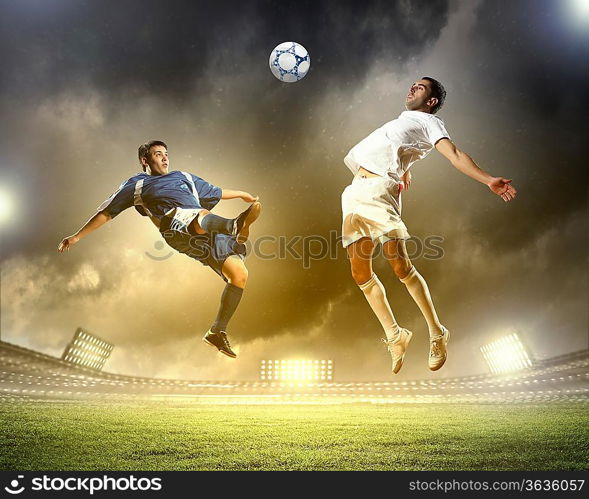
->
[344,110,450,180]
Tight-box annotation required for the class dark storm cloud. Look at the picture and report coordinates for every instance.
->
[2,0,449,99]
[445,0,589,254]
[1,0,450,177]
[472,0,589,119]
[2,0,234,98]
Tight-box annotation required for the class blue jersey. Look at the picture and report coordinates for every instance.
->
[97,170,222,221]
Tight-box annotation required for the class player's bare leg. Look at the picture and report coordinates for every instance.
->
[221,255,248,288]
[348,237,412,374]
[203,256,248,358]
[189,209,209,234]
[383,238,449,370]
[347,237,376,285]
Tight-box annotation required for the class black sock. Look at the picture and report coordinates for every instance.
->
[199,213,234,235]
[211,284,244,333]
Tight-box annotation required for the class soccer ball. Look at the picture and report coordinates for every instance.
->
[269,42,310,83]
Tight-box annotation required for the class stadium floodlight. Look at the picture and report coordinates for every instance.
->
[62,327,114,371]
[260,359,333,382]
[480,333,533,375]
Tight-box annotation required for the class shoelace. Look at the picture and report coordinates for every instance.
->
[381,337,397,348]
[220,332,232,349]
[430,336,444,357]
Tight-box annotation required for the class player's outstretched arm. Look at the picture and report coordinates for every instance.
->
[57,211,112,253]
[435,138,517,202]
[220,189,259,203]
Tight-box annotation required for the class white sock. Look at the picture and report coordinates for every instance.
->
[400,266,443,337]
[358,274,400,340]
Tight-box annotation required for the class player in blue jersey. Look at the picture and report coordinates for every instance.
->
[58,140,261,358]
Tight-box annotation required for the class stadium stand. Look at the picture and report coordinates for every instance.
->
[1,341,587,404]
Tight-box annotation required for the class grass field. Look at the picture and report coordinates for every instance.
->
[1,401,587,471]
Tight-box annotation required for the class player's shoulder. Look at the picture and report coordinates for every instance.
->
[401,110,445,124]
[118,172,148,187]
[169,170,195,178]
[178,170,208,182]
[428,113,446,126]
[145,170,183,181]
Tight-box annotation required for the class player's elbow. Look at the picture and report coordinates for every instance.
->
[451,148,471,168]
[100,210,113,221]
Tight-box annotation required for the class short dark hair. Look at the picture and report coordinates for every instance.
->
[421,77,446,114]
[138,140,167,170]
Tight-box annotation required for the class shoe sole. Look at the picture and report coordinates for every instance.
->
[429,329,449,371]
[237,202,261,243]
[392,330,413,374]
[202,337,237,359]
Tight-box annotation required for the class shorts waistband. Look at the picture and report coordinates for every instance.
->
[354,167,382,179]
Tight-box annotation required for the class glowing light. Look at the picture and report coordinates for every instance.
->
[480,333,533,374]
[260,359,334,382]
[62,327,114,371]
[567,0,589,28]
[572,0,589,16]
[0,188,14,225]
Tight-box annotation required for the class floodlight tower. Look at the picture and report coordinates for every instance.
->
[260,359,334,382]
[480,332,533,375]
[62,327,114,371]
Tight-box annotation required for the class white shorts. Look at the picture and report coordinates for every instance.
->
[341,175,409,248]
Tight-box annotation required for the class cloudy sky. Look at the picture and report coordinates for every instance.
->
[1,0,587,380]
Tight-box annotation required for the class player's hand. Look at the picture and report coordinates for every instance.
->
[241,192,259,203]
[400,170,412,192]
[488,177,517,202]
[58,235,80,253]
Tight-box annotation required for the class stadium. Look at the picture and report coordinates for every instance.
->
[2,0,589,475]
[1,334,587,471]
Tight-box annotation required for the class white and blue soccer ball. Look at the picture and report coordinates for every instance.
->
[269,42,310,83]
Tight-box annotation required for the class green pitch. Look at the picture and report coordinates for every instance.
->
[1,401,587,471]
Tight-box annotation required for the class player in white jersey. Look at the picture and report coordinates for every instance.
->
[342,77,517,374]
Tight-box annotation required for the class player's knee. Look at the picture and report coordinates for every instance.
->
[350,266,371,286]
[198,209,210,220]
[391,258,412,279]
[191,210,210,235]
[228,264,248,288]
